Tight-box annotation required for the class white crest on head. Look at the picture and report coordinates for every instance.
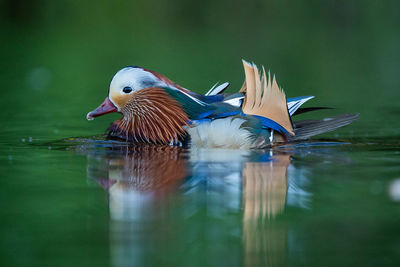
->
[109,67,170,96]
[108,66,207,108]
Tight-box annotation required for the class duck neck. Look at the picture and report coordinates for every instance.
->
[108,87,190,144]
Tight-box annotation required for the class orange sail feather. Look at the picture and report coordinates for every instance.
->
[240,60,294,135]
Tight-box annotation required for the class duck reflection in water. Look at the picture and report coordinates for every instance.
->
[84,144,311,267]
[87,146,188,221]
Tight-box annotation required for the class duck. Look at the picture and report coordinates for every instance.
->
[86,60,359,149]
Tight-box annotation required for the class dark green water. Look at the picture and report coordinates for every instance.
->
[1,1,400,266]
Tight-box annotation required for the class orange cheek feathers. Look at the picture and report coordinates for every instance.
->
[109,91,133,110]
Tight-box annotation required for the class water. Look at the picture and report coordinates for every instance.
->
[1,135,400,266]
[2,1,400,266]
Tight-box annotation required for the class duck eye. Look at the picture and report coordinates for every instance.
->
[122,86,133,93]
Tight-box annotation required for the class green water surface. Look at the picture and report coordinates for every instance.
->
[1,1,400,266]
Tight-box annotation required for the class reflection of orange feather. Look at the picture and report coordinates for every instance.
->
[242,154,291,267]
[108,88,189,144]
[242,154,290,220]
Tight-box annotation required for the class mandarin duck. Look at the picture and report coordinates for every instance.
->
[86,60,359,149]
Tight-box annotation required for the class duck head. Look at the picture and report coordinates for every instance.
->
[87,66,183,120]
[86,66,189,144]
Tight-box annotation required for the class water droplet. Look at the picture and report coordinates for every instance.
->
[21,138,26,142]
[48,146,52,150]
[28,137,33,142]
[389,178,400,201]
[8,155,12,160]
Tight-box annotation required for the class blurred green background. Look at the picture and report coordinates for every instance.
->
[1,0,400,140]
[1,1,400,267]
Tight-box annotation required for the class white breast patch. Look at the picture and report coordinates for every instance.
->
[186,118,253,149]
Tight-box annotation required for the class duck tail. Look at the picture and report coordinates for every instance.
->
[288,113,360,141]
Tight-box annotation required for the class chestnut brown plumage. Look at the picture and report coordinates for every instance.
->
[108,87,189,144]
[143,67,189,92]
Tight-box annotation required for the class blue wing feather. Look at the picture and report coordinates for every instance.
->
[251,115,291,135]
